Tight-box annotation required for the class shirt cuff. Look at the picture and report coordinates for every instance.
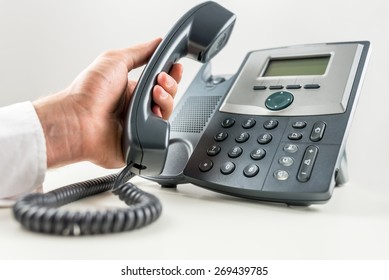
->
[0,101,47,206]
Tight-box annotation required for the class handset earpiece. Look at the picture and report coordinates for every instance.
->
[123,1,236,175]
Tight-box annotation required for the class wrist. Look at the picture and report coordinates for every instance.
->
[33,91,84,168]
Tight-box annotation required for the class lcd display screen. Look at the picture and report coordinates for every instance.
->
[263,55,330,76]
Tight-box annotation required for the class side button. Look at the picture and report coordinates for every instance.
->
[310,121,326,142]
[297,146,319,182]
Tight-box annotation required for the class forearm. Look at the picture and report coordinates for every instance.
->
[33,91,84,168]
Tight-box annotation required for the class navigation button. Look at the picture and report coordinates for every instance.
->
[265,91,294,111]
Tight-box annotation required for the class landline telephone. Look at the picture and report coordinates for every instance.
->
[12,1,370,236]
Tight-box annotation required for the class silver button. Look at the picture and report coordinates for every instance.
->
[274,170,289,180]
[279,156,294,167]
[283,144,298,153]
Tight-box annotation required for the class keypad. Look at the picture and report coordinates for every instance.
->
[196,116,327,185]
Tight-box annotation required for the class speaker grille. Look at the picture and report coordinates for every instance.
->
[171,96,222,133]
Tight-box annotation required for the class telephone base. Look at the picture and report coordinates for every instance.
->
[335,151,349,186]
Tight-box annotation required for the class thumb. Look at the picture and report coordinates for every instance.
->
[122,38,162,71]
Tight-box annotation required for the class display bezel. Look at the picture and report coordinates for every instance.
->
[262,55,331,77]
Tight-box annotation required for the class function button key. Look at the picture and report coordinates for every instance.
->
[250,148,266,160]
[279,156,294,167]
[242,118,256,129]
[263,119,279,130]
[274,170,289,181]
[199,159,213,172]
[221,161,236,175]
[286,84,302,89]
[214,132,228,142]
[265,91,294,111]
[288,132,303,140]
[257,133,272,144]
[292,121,307,129]
[310,121,326,142]
[221,118,235,128]
[235,132,250,143]
[228,146,243,158]
[253,85,267,90]
[283,143,299,153]
[243,164,259,178]
[269,85,284,90]
[304,84,320,89]
[207,145,221,156]
[297,145,319,182]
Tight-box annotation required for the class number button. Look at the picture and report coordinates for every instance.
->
[250,148,266,160]
[257,133,272,144]
[207,145,221,156]
[235,132,250,143]
[263,119,278,130]
[243,164,259,177]
[228,146,243,158]
[242,118,256,129]
[214,132,228,142]
[221,162,236,175]
[221,118,235,128]
[199,159,213,172]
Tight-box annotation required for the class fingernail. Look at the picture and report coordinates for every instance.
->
[165,75,174,88]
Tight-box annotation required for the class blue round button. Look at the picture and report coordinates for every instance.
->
[265,91,294,111]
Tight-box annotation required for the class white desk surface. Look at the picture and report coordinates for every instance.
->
[1,0,389,260]
[1,157,389,260]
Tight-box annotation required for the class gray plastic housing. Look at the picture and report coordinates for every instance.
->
[146,41,370,206]
[122,1,236,176]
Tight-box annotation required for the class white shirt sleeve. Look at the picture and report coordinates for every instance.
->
[0,101,47,207]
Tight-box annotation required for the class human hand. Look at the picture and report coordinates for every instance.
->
[34,38,183,169]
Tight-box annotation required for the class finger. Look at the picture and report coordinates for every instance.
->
[157,72,178,98]
[152,104,162,118]
[152,85,174,120]
[168,63,184,84]
[121,38,162,71]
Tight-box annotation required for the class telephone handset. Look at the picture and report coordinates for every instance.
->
[12,1,236,235]
[123,1,235,176]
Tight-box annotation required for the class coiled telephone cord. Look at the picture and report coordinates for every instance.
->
[12,163,162,236]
